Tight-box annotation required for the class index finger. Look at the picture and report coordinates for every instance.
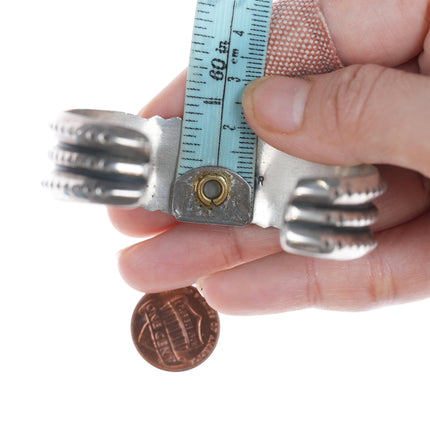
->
[320,0,428,66]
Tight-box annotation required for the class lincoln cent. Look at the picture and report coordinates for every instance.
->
[131,286,220,371]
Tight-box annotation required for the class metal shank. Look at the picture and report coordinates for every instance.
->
[254,141,385,260]
[44,110,385,260]
[44,110,180,209]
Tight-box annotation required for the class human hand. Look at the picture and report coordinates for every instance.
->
[110,0,430,315]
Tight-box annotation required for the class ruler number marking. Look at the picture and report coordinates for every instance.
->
[178,0,272,185]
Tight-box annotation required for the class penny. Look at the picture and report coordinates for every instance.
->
[131,286,220,372]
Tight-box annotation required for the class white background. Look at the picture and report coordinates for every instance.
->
[1,1,429,429]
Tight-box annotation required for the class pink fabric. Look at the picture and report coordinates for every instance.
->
[266,0,342,77]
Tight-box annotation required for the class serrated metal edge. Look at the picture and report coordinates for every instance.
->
[282,223,377,261]
[292,173,386,206]
[42,171,145,206]
[285,202,378,228]
[49,146,150,178]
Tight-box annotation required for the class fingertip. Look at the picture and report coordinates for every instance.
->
[243,75,310,134]
[107,206,178,238]
[116,243,144,292]
[116,241,169,293]
[138,69,187,119]
[241,77,259,117]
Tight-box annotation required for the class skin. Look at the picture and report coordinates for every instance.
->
[109,0,430,315]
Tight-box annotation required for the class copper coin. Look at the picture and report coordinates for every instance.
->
[131,286,220,372]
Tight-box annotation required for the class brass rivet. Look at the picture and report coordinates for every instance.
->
[195,174,229,206]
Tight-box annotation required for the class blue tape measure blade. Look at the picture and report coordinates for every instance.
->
[177,0,272,188]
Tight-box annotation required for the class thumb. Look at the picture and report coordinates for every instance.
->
[242,65,430,178]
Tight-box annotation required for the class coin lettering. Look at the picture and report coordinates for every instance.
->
[131,286,220,371]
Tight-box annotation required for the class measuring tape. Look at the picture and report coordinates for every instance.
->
[171,0,272,226]
[45,0,386,260]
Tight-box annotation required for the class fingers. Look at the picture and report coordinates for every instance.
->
[320,0,429,66]
[138,68,187,119]
[117,223,281,291]
[242,65,430,178]
[107,208,178,238]
[116,165,430,293]
[111,0,430,309]
[109,0,430,237]
[373,166,430,232]
[199,211,430,315]
[419,22,430,74]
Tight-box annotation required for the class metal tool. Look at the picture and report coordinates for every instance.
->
[43,0,385,260]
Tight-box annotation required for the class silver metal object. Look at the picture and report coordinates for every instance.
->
[44,109,385,260]
[44,110,180,209]
[171,166,253,226]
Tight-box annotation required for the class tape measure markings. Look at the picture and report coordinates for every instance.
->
[176,0,272,185]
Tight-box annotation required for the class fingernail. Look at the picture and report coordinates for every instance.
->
[243,76,310,133]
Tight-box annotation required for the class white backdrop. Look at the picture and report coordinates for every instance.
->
[1,1,429,429]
